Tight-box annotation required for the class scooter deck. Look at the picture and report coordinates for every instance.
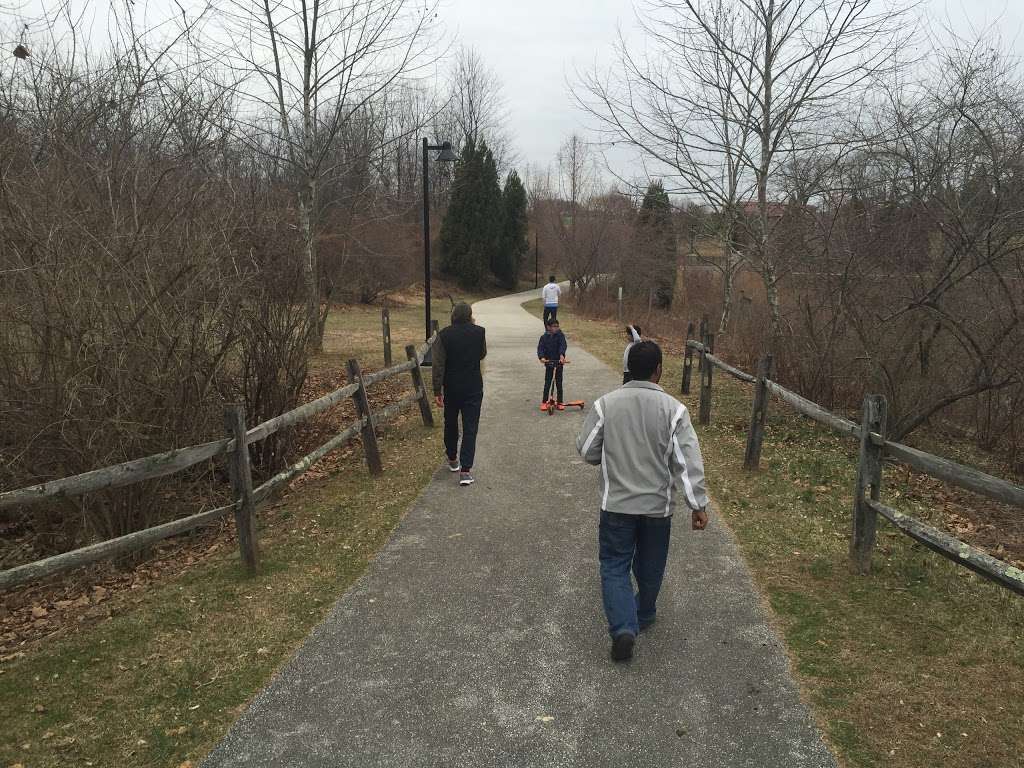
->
[540,399,585,413]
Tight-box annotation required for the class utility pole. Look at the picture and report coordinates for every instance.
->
[534,233,539,289]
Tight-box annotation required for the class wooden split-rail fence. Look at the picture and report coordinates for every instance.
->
[680,322,1024,597]
[0,333,439,591]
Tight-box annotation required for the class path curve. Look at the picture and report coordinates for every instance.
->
[203,288,836,768]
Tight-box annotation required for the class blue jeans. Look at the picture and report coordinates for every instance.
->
[598,510,672,637]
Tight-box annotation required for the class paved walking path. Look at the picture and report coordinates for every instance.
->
[203,289,836,768]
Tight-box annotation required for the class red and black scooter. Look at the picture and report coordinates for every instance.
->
[539,359,585,415]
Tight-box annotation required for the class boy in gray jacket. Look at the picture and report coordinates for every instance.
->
[576,341,709,661]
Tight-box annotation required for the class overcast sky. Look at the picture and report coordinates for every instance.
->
[446,0,1024,182]
[6,0,1024,183]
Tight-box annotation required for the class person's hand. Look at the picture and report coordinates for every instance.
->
[692,506,709,531]
[435,394,444,408]
[559,355,566,364]
[540,357,548,364]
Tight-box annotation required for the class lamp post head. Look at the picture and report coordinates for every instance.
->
[436,141,458,162]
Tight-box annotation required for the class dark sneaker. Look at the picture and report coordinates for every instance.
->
[459,472,475,486]
[639,618,656,633]
[447,459,461,472]
[611,632,635,662]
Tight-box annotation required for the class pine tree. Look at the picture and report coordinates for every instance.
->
[495,170,528,289]
[634,181,678,308]
[439,141,503,289]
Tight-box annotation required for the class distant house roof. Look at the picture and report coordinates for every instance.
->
[739,201,791,218]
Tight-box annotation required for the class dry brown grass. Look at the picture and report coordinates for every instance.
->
[0,295,472,767]
[527,297,1024,768]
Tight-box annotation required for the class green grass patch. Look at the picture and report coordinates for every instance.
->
[528,298,1024,768]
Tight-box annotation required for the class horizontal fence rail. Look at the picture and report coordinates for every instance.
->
[0,439,233,510]
[0,502,240,591]
[251,418,368,506]
[246,382,360,444]
[866,499,1024,596]
[683,338,1024,597]
[0,331,439,591]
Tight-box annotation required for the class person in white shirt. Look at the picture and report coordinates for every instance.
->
[541,276,561,325]
[622,325,642,384]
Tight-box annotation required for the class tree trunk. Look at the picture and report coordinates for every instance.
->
[758,0,780,343]
[718,238,737,334]
[764,264,782,346]
[719,266,734,335]
[297,184,319,350]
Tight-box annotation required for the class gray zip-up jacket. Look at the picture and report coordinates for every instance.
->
[576,381,708,517]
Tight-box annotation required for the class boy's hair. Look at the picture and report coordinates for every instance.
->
[546,319,559,329]
[548,274,556,283]
[451,302,473,324]
[627,340,662,380]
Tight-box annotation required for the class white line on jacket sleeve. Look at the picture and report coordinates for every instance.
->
[579,399,604,458]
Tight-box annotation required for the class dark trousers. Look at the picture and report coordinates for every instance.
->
[598,510,672,637]
[443,391,482,470]
[543,364,564,402]
[543,305,558,324]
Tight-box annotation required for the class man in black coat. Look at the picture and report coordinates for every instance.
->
[432,302,487,486]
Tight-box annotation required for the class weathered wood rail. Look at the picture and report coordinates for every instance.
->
[683,338,1024,597]
[0,334,439,591]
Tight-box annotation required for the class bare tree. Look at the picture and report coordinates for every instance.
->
[576,0,758,332]
[577,0,911,341]
[446,45,514,167]
[529,137,633,295]
[221,0,441,348]
[554,133,602,289]
[774,34,1024,446]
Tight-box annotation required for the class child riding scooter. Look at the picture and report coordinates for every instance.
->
[537,320,585,413]
[538,319,566,410]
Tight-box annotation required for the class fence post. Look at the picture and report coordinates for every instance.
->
[346,358,383,475]
[617,286,623,323]
[406,343,434,427]
[743,354,773,470]
[381,307,392,367]
[850,394,888,574]
[681,322,695,394]
[698,333,714,425]
[223,404,259,574]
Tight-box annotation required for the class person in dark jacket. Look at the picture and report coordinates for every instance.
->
[537,319,568,409]
[432,302,487,486]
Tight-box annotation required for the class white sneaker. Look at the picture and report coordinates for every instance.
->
[447,460,461,472]
[459,472,475,486]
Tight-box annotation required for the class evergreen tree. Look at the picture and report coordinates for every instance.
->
[439,140,503,289]
[634,181,678,308]
[495,170,529,289]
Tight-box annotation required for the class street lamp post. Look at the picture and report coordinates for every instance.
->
[421,138,457,365]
